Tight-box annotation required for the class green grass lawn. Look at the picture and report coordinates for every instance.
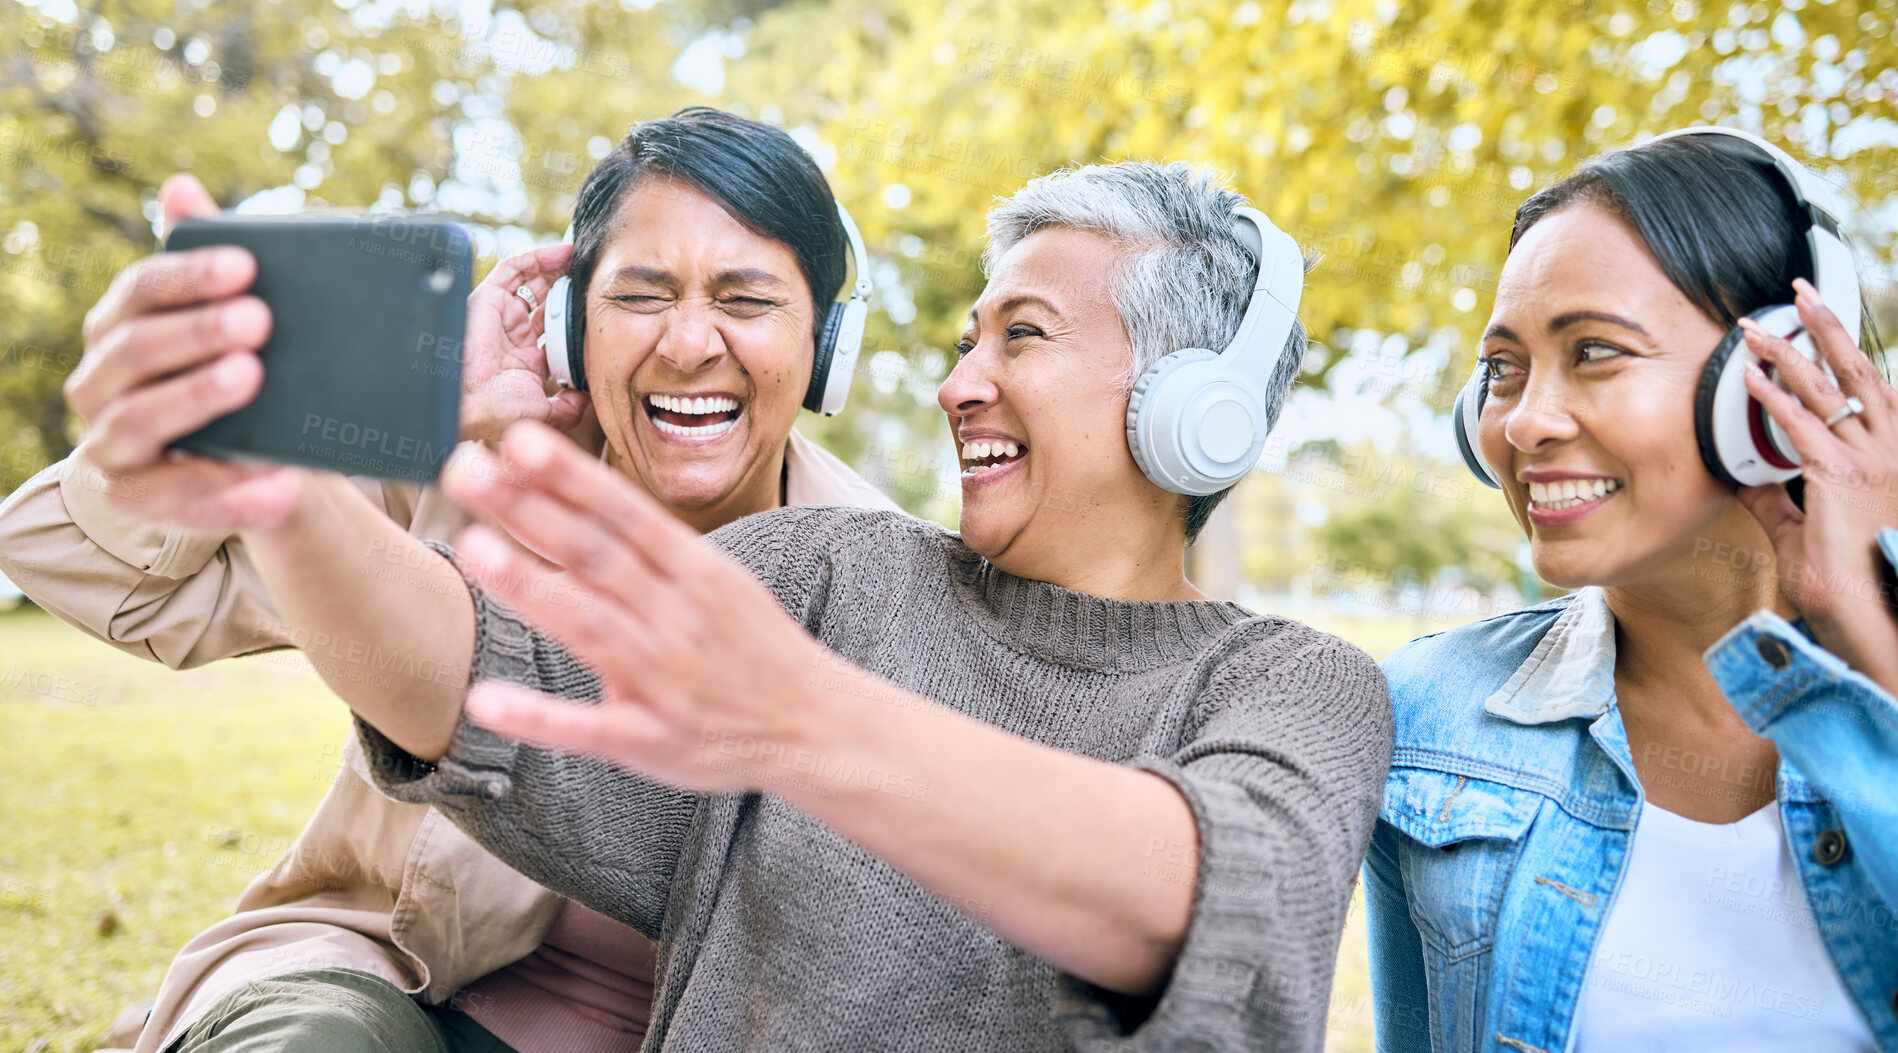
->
[1,606,349,1052]
[1,603,1442,1052]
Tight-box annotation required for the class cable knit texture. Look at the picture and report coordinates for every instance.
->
[356,505,1393,1052]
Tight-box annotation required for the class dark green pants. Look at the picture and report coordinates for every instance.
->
[170,967,517,1053]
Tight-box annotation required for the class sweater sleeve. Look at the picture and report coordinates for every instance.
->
[1052,622,1395,1053]
[353,539,697,942]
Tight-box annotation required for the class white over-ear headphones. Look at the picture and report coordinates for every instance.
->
[1453,125,1863,490]
[539,201,873,417]
[1126,206,1305,496]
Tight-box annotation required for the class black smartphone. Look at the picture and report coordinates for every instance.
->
[163,213,472,482]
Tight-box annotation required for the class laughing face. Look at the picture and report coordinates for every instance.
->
[1477,201,1765,590]
[940,226,1192,591]
[581,176,817,531]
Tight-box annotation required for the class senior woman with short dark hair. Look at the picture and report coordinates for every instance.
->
[206,162,1392,1050]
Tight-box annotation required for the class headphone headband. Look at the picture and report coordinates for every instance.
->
[1649,125,1863,339]
[835,201,873,305]
[804,201,873,415]
[1219,206,1305,390]
[1124,204,1307,496]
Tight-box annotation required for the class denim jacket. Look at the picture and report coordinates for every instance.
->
[1364,528,1898,1053]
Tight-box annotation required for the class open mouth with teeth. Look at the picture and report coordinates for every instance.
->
[1527,477,1621,511]
[960,439,1026,477]
[644,393,742,440]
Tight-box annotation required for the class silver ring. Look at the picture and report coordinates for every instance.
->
[513,284,538,312]
[1823,396,1865,429]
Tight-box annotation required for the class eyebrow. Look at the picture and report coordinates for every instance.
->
[966,293,1062,323]
[1483,311,1650,343]
[1550,310,1649,336]
[607,265,788,288]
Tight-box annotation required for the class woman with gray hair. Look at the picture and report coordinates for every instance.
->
[176,161,1392,1050]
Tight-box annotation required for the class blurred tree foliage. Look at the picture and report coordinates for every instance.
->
[3,0,1895,580]
[1235,438,1523,595]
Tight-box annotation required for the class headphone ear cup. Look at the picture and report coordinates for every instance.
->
[1126,347,1249,495]
[820,299,868,417]
[805,302,845,414]
[1696,303,1805,487]
[1124,354,1174,486]
[540,275,586,392]
[1453,365,1500,489]
[1694,326,1748,487]
[564,277,587,393]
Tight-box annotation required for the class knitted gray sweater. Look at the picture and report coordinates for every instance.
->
[359,506,1392,1052]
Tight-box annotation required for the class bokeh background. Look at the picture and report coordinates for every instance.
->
[3,0,1896,1049]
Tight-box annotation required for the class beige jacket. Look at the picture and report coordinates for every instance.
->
[0,431,899,1053]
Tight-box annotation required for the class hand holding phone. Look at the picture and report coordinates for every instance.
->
[66,174,308,533]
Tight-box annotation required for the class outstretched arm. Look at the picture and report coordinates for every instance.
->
[236,470,475,760]
[0,446,422,670]
[437,421,1391,1025]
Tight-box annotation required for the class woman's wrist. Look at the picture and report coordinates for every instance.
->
[761,658,931,814]
[235,468,346,551]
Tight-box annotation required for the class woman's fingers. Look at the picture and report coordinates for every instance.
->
[476,421,705,580]
[84,352,263,473]
[1734,481,1804,549]
[485,242,574,299]
[452,524,687,721]
[156,173,221,239]
[81,246,256,348]
[543,387,591,432]
[1792,278,1890,434]
[1742,360,1848,465]
[453,445,668,593]
[69,296,271,420]
[466,680,672,760]
[447,472,656,626]
[85,453,304,531]
[1740,319,1867,442]
[480,243,574,329]
[446,442,618,569]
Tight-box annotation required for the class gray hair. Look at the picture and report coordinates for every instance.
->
[982,160,1308,542]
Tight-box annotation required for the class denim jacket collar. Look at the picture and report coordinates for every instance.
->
[1482,588,1838,807]
[1483,586,1619,726]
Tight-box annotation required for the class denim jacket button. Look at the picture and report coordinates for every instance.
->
[1813,828,1849,867]
[1755,635,1792,670]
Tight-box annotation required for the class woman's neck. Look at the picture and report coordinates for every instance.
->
[604,442,787,537]
[991,503,1204,603]
[1605,511,1794,697]
[1605,511,1795,820]
[1605,507,1797,748]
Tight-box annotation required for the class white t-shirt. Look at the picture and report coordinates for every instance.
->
[1572,800,1874,1052]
